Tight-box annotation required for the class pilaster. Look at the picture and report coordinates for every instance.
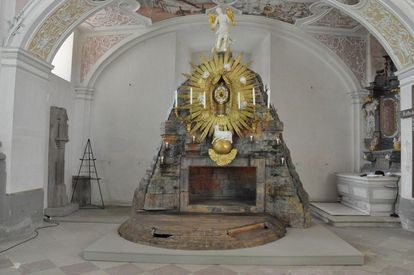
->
[349,90,370,172]
[395,65,414,232]
[0,48,53,194]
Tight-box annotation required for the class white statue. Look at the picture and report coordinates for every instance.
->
[213,125,233,144]
[363,99,379,138]
[208,7,236,52]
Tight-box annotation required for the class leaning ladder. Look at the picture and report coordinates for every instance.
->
[70,139,105,209]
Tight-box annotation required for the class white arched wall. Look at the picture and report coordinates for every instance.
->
[88,18,359,204]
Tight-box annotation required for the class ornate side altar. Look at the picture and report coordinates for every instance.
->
[332,56,401,217]
[119,7,311,250]
[362,56,401,172]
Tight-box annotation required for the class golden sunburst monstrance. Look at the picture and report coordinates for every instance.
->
[177,51,257,141]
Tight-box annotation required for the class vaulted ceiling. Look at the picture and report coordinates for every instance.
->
[83,0,361,29]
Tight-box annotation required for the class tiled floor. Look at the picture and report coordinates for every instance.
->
[1,208,414,275]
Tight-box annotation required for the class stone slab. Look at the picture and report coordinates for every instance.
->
[83,224,363,266]
[311,203,401,227]
[399,197,414,232]
[0,188,44,242]
[44,203,79,217]
[311,202,368,216]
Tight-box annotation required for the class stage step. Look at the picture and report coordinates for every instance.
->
[311,202,401,227]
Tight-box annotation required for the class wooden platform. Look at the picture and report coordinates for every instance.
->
[118,212,286,250]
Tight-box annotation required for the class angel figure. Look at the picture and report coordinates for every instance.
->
[363,99,379,139]
[208,7,236,52]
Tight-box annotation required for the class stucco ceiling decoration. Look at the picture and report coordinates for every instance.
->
[136,0,316,25]
[312,33,366,85]
[27,0,103,60]
[359,0,414,68]
[85,3,145,28]
[80,33,130,81]
[323,0,414,69]
[310,8,360,30]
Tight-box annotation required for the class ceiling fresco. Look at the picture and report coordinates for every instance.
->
[137,0,315,24]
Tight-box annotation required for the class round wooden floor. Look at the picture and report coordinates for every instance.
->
[118,212,286,250]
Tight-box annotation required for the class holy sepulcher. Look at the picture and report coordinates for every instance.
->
[2,0,414,273]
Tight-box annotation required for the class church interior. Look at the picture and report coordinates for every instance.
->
[1,0,414,274]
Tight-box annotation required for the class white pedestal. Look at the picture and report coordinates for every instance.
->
[83,224,363,266]
[336,173,399,216]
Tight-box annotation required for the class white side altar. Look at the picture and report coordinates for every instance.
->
[336,173,399,216]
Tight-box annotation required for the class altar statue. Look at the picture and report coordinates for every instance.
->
[363,99,379,138]
[213,124,233,144]
[208,7,236,52]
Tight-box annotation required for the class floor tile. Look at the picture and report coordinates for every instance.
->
[220,264,257,273]
[149,264,191,275]
[175,264,209,272]
[0,267,21,275]
[2,210,414,275]
[0,258,13,269]
[380,266,414,275]
[194,265,238,275]
[378,237,414,253]
[105,263,144,275]
[287,267,336,275]
[31,267,67,275]
[90,261,124,269]
[19,259,56,274]
[240,266,288,275]
[133,263,167,271]
[83,270,110,275]
[327,268,376,275]
[60,262,100,275]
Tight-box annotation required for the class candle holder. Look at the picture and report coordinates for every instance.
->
[249,135,254,143]
[280,157,285,165]
[174,106,192,132]
[192,135,196,143]
[159,155,165,165]
[276,136,281,146]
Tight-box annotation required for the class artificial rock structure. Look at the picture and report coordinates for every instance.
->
[119,51,311,250]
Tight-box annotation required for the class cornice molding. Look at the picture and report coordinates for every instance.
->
[396,64,414,86]
[74,86,94,100]
[0,48,53,81]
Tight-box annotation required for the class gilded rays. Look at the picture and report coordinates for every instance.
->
[180,52,256,141]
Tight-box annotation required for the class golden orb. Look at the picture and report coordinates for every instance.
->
[212,140,233,154]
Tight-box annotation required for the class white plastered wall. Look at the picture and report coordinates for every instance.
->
[87,20,356,205]
[90,33,177,205]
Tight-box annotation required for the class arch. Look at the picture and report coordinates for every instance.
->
[83,15,362,93]
[6,0,116,62]
[4,0,414,72]
[322,0,414,70]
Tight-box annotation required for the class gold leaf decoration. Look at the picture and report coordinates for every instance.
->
[181,52,256,141]
[208,149,238,166]
[359,0,414,68]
